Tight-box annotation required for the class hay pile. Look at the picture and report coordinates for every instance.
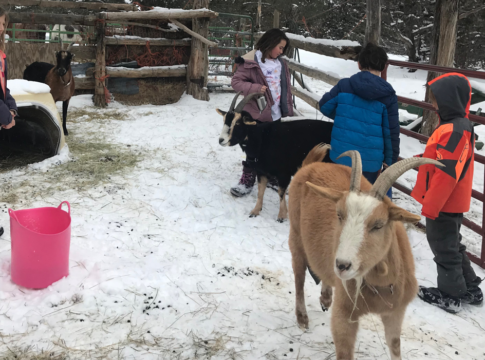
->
[0,109,141,206]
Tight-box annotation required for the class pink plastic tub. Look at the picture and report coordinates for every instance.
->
[9,201,71,289]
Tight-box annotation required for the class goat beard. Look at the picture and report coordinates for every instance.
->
[342,276,363,322]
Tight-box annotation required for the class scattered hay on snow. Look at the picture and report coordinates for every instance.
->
[0,110,141,206]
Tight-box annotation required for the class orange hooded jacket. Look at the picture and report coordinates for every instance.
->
[411,73,474,220]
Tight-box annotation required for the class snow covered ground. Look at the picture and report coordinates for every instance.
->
[0,52,484,359]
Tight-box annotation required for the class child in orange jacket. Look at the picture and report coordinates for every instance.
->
[411,73,482,313]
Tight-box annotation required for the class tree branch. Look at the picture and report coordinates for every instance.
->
[459,5,485,19]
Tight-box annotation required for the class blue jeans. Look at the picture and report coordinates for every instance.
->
[363,171,392,200]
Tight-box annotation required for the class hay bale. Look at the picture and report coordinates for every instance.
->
[108,77,186,106]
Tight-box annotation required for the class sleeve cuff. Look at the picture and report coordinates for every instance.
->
[421,210,436,220]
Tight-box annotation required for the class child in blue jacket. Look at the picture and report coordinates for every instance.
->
[319,43,400,198]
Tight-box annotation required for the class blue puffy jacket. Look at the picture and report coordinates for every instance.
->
[319,71,400,173]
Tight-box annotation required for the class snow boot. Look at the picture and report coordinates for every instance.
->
[461,286,483,306]
[231,167,256,197]
[461,278,483,306]
[418,286,461,314]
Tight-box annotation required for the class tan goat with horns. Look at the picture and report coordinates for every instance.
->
[288,144,443,360]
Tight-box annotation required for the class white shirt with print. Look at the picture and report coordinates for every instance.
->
[256,50,282,121]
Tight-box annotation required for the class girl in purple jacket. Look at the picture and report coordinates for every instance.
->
[230,29,294,197]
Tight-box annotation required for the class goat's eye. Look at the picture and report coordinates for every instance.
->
[371,222,384,231]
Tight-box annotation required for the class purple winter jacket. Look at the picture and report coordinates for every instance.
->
[231,50,294,122]
[0,56,18,126]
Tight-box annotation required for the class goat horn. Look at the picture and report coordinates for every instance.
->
[337,150,362,192]
[370,157,444,200]
[67,41,75,52]
[228,91,242,113]
[234,92,261,113]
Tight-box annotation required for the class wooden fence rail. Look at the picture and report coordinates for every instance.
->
[9,13,97,26]
[105,37,192,47]
[0,0,136,11]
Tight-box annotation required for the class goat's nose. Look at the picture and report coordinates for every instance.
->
[219,138,224,144]
[336,259,352,272]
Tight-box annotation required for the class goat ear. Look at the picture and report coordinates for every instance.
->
[306,182,343,202]
[216,108,226,116]
[243,116,257,125]
[388,205,421,223]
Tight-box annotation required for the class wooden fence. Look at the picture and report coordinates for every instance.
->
[6,0,219,105]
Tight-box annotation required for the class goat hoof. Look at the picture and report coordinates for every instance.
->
[296,313,309,330]
[277,218,286,223]
[320,303,328,312]
[249,214,258,218]
[64,130,69,136]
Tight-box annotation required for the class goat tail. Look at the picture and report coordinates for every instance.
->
[302,143,331,168]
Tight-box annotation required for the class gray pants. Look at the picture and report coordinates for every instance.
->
[426,212,479,297]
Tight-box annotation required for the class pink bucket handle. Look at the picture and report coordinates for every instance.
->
[58,201,71,215]
[8,208,18,222]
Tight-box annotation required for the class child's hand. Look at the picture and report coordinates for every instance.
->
[260,85,268,94]
[2,119,15,129]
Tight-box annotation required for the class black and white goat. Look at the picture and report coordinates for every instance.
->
[217,92,334,222]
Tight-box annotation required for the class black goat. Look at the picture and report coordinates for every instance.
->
[217,92,333,222]
[23,47,76,136]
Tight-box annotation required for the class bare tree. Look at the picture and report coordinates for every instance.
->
[421,0,459,136]
[365,0,381,45]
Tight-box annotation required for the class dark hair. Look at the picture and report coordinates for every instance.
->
[358,42,388,72]
[255,28,290,63]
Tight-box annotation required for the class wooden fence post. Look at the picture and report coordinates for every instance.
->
[186,0,210,101]
[94,13,107,107]
[273,10,280,29]
[365,0,381,45]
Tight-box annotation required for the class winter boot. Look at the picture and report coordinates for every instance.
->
[231,167,256,197]
[418,286,461,314]
[462,278,483,306]
[461,286,483,306]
